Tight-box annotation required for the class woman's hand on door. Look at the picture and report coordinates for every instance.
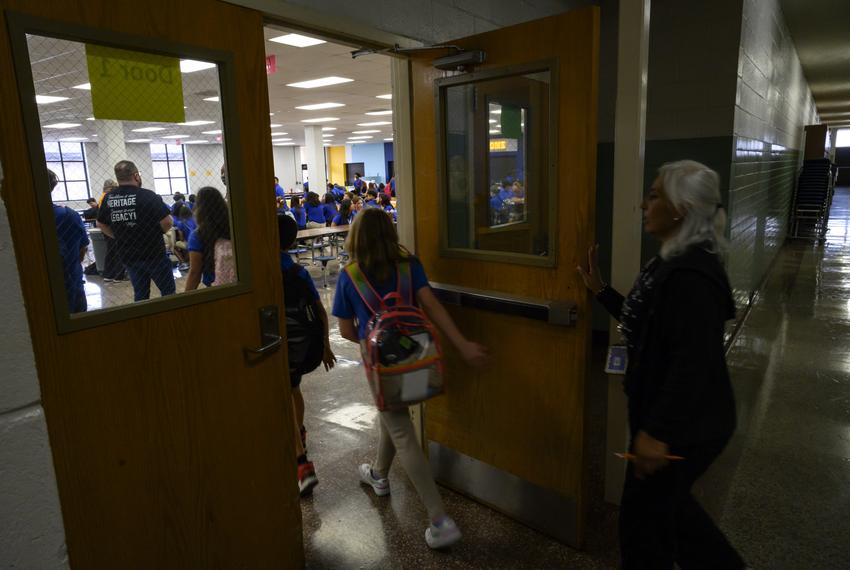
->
[576,244,605,295]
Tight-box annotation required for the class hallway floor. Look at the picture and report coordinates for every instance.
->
[714,187,850,568]
[297,188,850,568]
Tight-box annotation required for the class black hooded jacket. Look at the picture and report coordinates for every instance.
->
[598,244,737,449]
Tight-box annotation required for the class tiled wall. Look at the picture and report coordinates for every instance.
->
[728,0,818,306]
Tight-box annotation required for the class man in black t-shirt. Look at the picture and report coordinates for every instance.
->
[96,160,176,301]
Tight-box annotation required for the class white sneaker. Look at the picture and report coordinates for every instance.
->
[358,463,390,496]
[425,516,462,549]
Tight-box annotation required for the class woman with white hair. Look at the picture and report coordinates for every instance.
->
[578,160,745,568]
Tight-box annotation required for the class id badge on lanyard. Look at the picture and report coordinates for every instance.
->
[604,345,628,375]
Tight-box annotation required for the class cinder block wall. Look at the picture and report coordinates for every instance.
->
[727,0,818,307]
[639,0,817,315]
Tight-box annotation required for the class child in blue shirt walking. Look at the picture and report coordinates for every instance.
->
[332,208,488,549]
[278,214,335,496]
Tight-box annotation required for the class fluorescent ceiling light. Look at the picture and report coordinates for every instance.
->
[270,123,282,128]
[295,102,345,111]
[348,140,366,144]
[272,138,293,142]
[376,94,392,99]
[60,137,88,141]
[180,59,216,73]
[269,33,326,48]
[275,142,296,146]
[179,120,215,126]
[348,135,373,140]
[202,129,222,135]
[132,127,166,132]
[489,129,500,134]
[365,110,392,116]
[183,140,210,144]
[323,143,331,147]
[126,138,151,143]
[321,127,337,131]
[490,109,501,115]
[301,117,339,123]
[36,95,69,104]
[270,132,288,136]
[44,122,80,129]
[287,76,353,89]
[203,96,220,102]
[489,119,497,124]
[86,117,96,121]
[322,134,333,138]
[384,138,393,141]
[357,121,391,127]
[352,129,380,134]
[73,83,91,90]
[163,134,189,139]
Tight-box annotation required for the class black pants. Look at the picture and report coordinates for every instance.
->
[102,235,124,280]
[619,439,745,569]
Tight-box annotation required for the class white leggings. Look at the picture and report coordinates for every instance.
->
[372,408,446,520]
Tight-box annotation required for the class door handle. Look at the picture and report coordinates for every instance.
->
[246,334,282,355]
[245,305,282,356]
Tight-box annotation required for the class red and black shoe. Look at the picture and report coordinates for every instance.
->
[300,425,307,454]
[297,461,318,497]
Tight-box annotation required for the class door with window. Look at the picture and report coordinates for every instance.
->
[0,0,301,567]
[409,8,599,546]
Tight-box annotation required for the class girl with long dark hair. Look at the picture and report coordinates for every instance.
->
[185,186,231,291]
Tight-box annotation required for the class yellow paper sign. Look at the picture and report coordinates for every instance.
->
[86,44,185,123]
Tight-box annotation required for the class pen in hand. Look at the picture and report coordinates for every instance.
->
[615,452,685,461]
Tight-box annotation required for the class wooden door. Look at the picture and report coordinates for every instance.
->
[411,8,598,546]
[0,1,302,567]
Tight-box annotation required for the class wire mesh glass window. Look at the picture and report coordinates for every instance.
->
[150,143,188,196]
[45,141,91,201]
[20,30,239,322]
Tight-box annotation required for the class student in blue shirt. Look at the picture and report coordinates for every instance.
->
[173,204,196,270]
[322,193,338,225]
[353,172,364,193]
[171,192,186,216]
[278,213,335,497]
[332,208,487,549]
[185,187,230,290]
[363,189,379,208]
[304,191,326,229]
[332,183,346,201]
[331,198,353,227]
[378,193,397,222]
[274,176,285,199]
[290,196,307,229]
[497,181,514,202]
[389,176,396,197]
[48,170,89,313]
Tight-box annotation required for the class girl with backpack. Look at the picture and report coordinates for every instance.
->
[331,208,488,549]
[185,186,233,290]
